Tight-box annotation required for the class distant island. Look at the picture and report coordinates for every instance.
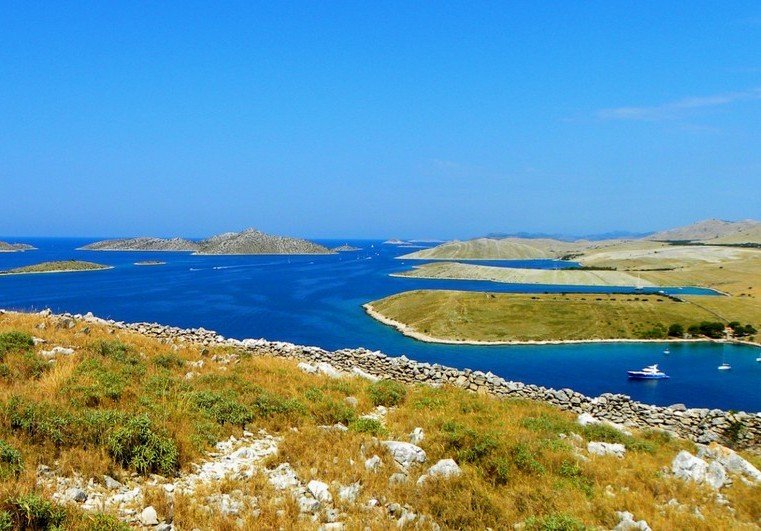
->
[332,244,362,252]
[0,260,111,275]
[80,229,333,255]
[134,260,166,266]
[383,239,406,245]
[0,241,36,252]
[399,237,553,260]
[194,229,332,255]
[79,237,198,252]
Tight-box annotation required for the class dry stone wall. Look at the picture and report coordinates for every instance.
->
[19,310,761,451]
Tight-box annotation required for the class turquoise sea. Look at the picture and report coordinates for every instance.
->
[1,238,759,412]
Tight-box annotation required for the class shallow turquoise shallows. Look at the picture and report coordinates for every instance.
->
[1,238,759,412]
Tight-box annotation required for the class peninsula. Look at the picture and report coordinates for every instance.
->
[0,260,111,275]
[0,241,36,252]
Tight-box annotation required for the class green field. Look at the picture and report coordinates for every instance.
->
[367,290,760,343]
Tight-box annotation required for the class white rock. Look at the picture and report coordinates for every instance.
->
[577,412,599,426]
[297,493,320,513]
[316,362,342,378]
[31,337,47,345]
[298,362,318,374]
[338,482,361,502]
[613,511,651,531]
[587,442,626,459]
[268,463,300,490]
[103,475,123,490]
[365,455,382,471]
[344,396,359,407]
[705,461,728,490]
[140,506,159,526]
[409,427,425,445]
[672,451,710,485]
[382,441,427,468]
[307,480,332,503]
[351,366,380,382]
[65,487,87,503]
[426,458,461,479]
[697,443,761,484]
[389,472,408,485]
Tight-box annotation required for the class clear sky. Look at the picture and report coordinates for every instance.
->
[1,2,760,239]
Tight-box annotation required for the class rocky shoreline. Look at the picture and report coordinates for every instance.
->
[5,308,760,451]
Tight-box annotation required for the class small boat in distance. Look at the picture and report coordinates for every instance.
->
[663,348,670,355]
[718,363,731,371]
[628,364,669,380]
[756,357,761,362]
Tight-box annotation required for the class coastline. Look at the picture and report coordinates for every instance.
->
[0,266,113,276]
[362,303,761,348]
[388,270,654,289]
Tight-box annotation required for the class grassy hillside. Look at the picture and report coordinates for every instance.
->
[394,262,653,287]
[0,261,110,275]
[0,312,757,529]
[366,290,760,343]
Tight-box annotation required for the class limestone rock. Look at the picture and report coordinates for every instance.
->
[409,427,425,445]
[140,506,159,526]
[307,480,332,503]
[382,441,426,468]
[613,511,651,531]
[587,442,626,459]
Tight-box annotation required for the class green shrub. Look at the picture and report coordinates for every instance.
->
[349,418,386,436]
[521,414,575,435]
[188,390,253,426]
[107,415,179,475]
[0,440,23,478]
[85,512,131,531]
[91,340,143,367]
[66,359,128,406]
[310,398,356,426]
[0,332,33,360]
[5,493,66,530]
[524,513,588,531]
[153,353,185,369]
[510,442,546,475]
[367,379,407,407]
[0,511,11,531]
[251,391,306,420]
[667,323,684,337]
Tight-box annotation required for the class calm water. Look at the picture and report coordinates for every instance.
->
[1,238,759,412]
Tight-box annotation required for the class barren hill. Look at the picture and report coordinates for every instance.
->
[398,238,552,260]
[196,228,332,255]
[647,219,761,244]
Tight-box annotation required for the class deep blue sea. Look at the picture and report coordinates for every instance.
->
[1,238,759,412]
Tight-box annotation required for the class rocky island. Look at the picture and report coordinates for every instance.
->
[0,241,36,252]
[332,244,362,252]
[79,237,199,252]
[81,230,332,255]
[0,260,111,275]
[195,228,332,255]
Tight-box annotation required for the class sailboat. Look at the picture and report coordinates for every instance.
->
[663,347,670,355]
[718,362,731,371]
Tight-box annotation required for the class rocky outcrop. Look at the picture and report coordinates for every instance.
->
[195,229,332,255]
[17,309,761,451]
[0,241,36,252]
[80,237,199,252]
[332,245,362,252]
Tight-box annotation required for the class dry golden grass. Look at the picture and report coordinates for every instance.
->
[0,311,757,529]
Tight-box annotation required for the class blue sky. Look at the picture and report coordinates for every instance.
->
[1,2,760,239]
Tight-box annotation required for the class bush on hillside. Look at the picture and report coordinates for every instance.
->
[667,323,684,337]
[0,440,23,479]
[3,493,66,530]
[367,379,407,407]
[188,390,253,426]
[107,415,179,475]
[0,332,33,361]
